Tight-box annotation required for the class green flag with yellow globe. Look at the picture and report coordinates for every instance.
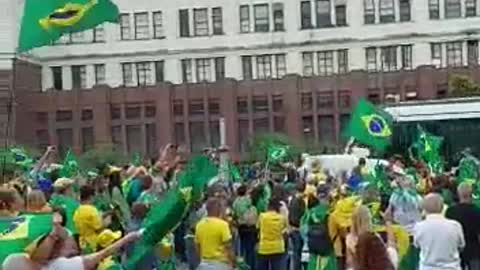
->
[343,98,393,151]
[18,0,119,52]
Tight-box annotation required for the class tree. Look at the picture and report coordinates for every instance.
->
[449,75,480,97]
[79,145,128,172]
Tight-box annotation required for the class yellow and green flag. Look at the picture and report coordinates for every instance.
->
[343,98,393,151]
[18,0,119,52]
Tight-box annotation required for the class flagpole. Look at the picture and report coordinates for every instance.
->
[344,137,354,154]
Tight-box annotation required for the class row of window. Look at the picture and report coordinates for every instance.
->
[50,40,480,89]
[51,0,480,45]
[428,0,477,19]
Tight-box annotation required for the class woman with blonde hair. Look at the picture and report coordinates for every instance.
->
[26,190,52,213]
[347,205,396,270]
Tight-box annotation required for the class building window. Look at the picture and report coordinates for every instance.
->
[466,0,477,17]
[401,45,413,70]
[254,118,269,134]
[256,55,272,79]
[70,32,84,43]
[275,54,287,78]
[317,0,331,27]
[111,126,123,151]
[468,40,479,66]
[153,11,164,38]
[51,66,63,90]
[303,52,314,76]
[238,120,249,152]
[446,42,463,67]
[273,3,285,31]
[81,109,93,121]
[338,90,351,108]
[125,106,141,119]
[82,127,94,152]
[445,0,461,18]
[136,62,152,86]
[381,46,397,72]
[56,110,73,122]
[126,125,142,154]
[302,116,314,139]
[120,14,131,40]
[318,116,335,143]
[301,92,313,111]
[242,56,253,80]
[93,25,105,42]
[338,49,349,74]
[254,4,269,32]
[189,100,205,116]
[431,43,442,67]
[71,65,86,89]
[253,96,269,112]
[399,0,411,21]
[212,7,223,35]
[367,88,381,104]
[237,97,249,114]
[179,9,190,37]
[174,123,185,146]
[318,51,334,76]
[122,63,134,86]
[190,122,207,153]
[366,47,377,72]
[181,59,193,83]
[273,94,283,112]
[194,8,209,36]
[57,128,73,156]
[134,12,149,40]
[36,130,49,150]
[173,100,184,116]
[154,61,164,83]
[301,1,313,29]
[208,98,220,115]
[94,64,106,85]
[336,4,347,26]
[215,57,225,80]
[364,0,376,24]
[196,58,212,82]
[379,0,395,23]
[110,106,121,120]
[429,0,440,19]
[240,5,251,33]
[317,91,334,109]
[146,123,157,157]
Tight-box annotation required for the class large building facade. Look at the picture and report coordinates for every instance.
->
[5,0,480,157]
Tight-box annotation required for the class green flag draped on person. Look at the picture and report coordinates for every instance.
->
[343,98,393,151]
[125,156,217,270]
[18,0,119,52]
[0,213,53,263]
[410,126,444,175]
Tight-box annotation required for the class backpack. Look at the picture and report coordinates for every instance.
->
[307,217,334,256]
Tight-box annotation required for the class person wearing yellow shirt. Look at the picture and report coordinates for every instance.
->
[257,198,288,270]
[195,197,234,270]
[73,185,105,254]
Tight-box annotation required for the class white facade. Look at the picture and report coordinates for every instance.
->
[12,0,480,90]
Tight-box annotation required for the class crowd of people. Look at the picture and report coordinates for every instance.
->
[0,143,479,270]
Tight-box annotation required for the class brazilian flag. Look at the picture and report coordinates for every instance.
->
[343,98,393,151]
[18,0,119,52]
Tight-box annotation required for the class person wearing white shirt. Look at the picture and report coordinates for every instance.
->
[414,193,465,270]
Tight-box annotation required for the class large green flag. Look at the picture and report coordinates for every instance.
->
[343,98,393,151]
[59,149,80,178]
[18,0,119,52]
[0,213,53,264]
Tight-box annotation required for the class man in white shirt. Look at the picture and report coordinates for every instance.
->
[414,193,465,270]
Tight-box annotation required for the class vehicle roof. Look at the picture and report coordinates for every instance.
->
[384,97,480,122]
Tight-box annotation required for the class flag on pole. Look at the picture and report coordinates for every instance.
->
[343,98,393,151]
[18,0,119,52]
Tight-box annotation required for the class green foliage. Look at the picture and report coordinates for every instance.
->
[78,145,127,172]
[449,75,480,97]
